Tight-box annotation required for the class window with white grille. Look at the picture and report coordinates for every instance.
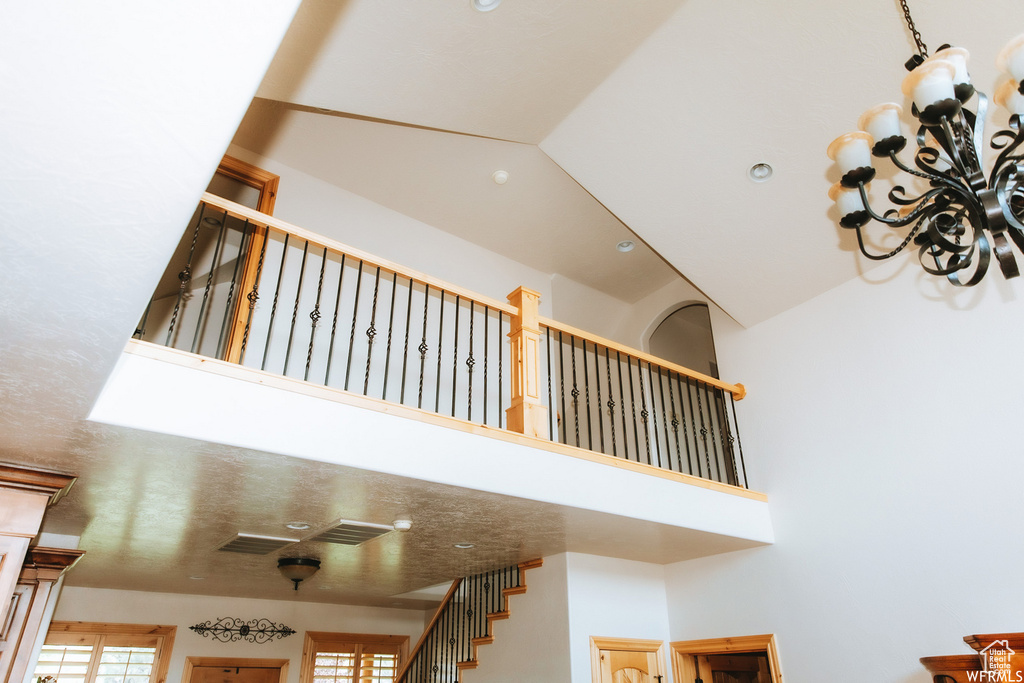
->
[33,623,175,683]
[302,632,407,683]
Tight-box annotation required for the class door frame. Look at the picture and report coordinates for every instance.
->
[590,636,667,683]
[181,657,289,683]
[670,634,782,683]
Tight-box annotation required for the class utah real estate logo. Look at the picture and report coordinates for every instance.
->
[969,640,1021,682]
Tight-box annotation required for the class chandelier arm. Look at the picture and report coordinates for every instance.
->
[989,124,1024,187]
[971,92,989,175]
[857,183,944,227]
[937,115,981,181]
[913,141,975,198]
[854,221,921,261]
[919,234,990,286]
[994,166,1024,232]
[889,150,941,182]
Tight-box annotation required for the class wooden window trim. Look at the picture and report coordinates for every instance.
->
[589,637,666,683]
[670,634,782,683]
[43,621,177,683]
[300,632,409,683]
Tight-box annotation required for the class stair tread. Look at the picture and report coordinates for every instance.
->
[487,611,510,620]
[456,660,478,670]
[503,585,527,595]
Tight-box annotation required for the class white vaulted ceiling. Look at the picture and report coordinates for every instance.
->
[247,0,1024,326]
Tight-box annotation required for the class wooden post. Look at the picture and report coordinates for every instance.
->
[505,287,548,438]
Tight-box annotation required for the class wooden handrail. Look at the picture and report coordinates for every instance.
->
[199,193,518,316]
[394,578,463,683]
[539,316,746,400]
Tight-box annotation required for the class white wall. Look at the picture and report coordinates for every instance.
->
[565,554,671,683]
[52,587,426,683]
[664,260,1024,682]
[465,555,572,683]
[224,145,556,318]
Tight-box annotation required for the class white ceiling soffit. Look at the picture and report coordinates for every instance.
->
[540,0,1024,326]
[257,0,686,144]
[231,99,679,303]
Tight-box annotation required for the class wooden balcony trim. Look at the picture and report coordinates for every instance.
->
[199,193,517,316]
[123,340,766,503]
[539,316,745,400]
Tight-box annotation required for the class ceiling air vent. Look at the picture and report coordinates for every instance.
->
[216,533,298,555]
[307,520,394,546]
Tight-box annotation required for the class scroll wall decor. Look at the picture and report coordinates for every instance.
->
[189,617,297,643]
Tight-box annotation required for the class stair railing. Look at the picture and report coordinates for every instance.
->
[136,194,750,488]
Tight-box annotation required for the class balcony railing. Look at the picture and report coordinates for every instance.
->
[135,193,749,488]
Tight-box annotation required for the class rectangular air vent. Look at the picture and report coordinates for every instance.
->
[216,533,298,555]
[307,520,394,546]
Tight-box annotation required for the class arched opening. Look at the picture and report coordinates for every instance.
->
[647,303,718,378]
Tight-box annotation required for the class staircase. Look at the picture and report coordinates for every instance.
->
[397,559,543,683]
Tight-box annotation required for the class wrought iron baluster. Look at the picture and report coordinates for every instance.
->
[546,326,555,441]
[166,204,205,347]
[466,300,475,421]
[729,394,748,488]
[281,240,309,376]
[667,370,683,472]
[695,379,712,480]
[261,234,290,372]
[594,343,605,454]
[704,382,724,482]
[683,376,701,478]
[215,218,251,360]
[134,300,151,340]
[451,294,460,418]
[382,271,398,400]
[719,389,741,486]
[558,330,567,444]
[498,311,504,429]
[637,359,652,465]
[237,227,267,366]
[483,306,489,425]
[417,284,430,410]
[582,339,593,450]
[343,260,364,392]
[363,266,381,395]
[604,347,617,457]
[400,278,413,405]
[570,335,580,447]
[324,254,346,386]
[434,290,446,414]
[190,208,229,355]
[626,355,640,461]
[649,363,664,469]
[304,247,327,381]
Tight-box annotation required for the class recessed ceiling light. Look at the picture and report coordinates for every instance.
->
[491,170,509,185]
[285,521,312,531]
[472,0,501,11]
[616,240,635,252]
[748,162,774,182]
[189,575,206,580]
[454,543,475,549]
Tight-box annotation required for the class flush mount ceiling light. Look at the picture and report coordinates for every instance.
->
[827,1,1024,287]
[285,521,311,531]
[392,519,413,532]
[472,0,501,12]
[453,543,475,549]
[491,169,509,185]
[616,240,635,253]
[277,557,320,591]
[748,163,774,182]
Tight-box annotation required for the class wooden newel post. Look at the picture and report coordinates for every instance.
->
[505,286,548,438]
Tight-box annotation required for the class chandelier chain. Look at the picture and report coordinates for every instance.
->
[898,0,928,58]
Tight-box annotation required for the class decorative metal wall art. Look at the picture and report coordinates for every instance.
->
[189,617,296,644]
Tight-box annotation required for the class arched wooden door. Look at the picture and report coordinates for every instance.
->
[591,637,666,683]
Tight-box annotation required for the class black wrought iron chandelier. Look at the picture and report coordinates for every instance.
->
[827,1,1024,286]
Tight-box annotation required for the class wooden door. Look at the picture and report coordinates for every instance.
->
[591,638,666,683]
[190,667,282,683]
[183,658,287,683]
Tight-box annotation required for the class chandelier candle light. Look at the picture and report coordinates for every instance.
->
[827,3,1024,286]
